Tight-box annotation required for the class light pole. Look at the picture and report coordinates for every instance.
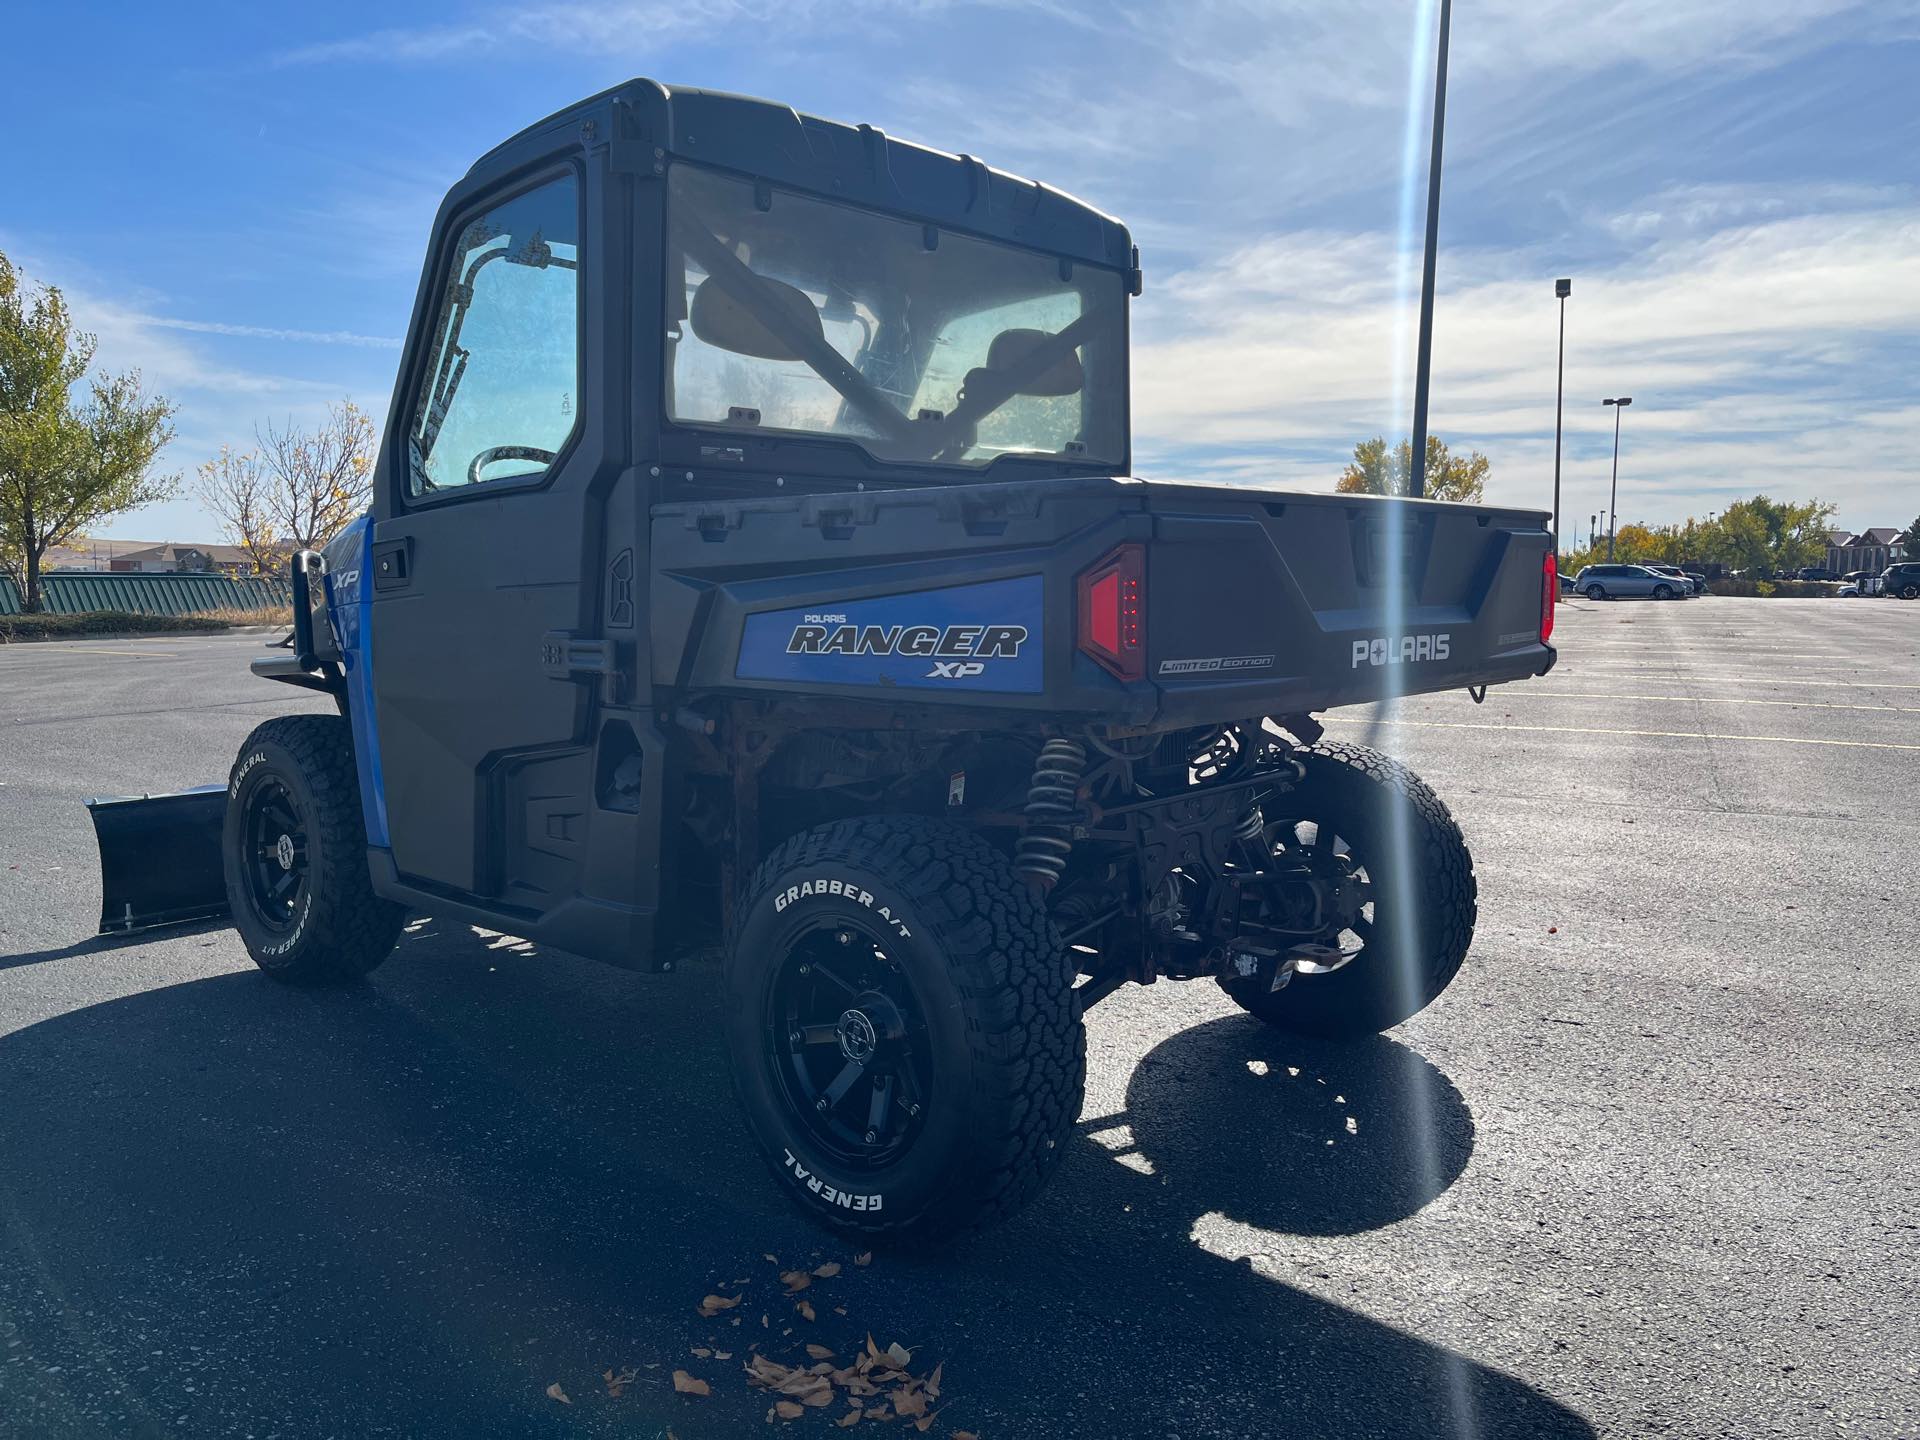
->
[1408,0,1453,498]
[1552,278,1571,555]
[1590,513,1598,551]
[1603,396,1633,561]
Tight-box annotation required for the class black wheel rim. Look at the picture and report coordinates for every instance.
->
[1267,818,1376,971]
[765,921,932,1170]
[243,776,310,932]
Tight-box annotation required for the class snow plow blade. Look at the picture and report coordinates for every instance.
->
[85,786,230,934]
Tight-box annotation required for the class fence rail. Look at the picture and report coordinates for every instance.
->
[0,572,292,617]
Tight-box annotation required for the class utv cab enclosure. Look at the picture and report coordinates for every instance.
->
[106,80,1558,1243]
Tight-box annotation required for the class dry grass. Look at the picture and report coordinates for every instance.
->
[181,603,294,627]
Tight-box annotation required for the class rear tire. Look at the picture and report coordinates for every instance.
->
[1585,584,1607,600]
[725,815,1084,1244]
[1219,743,1476,1038]
[224,715,404,984]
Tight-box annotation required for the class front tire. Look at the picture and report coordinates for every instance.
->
[1219,742,1476,1038]
[224,715,404,984]
[1653,584,1674,600]
[725,815,1084,1244]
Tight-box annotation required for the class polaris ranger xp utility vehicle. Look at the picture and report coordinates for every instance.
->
[89,80,1558,1243]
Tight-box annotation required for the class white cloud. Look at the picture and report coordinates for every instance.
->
[1131,205,1920,530]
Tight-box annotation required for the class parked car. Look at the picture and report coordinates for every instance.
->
[1571,564,1685,600]
[1882,562,1920,599]
[1683,571,1710,594]
[1795,566,1842,582]
[1641,563,1701,595]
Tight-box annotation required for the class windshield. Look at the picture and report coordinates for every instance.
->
[666,164,1125,468]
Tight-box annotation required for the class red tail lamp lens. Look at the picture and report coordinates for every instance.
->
[1077,543,1145,681]
[1541,551,1557,644]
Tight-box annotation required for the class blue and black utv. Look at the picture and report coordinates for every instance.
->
[93,80,1558,1243]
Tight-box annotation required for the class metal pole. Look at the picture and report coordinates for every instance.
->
[1606,403,1623,562]
[1552,280,1570,554]
[1408,0,1452,499]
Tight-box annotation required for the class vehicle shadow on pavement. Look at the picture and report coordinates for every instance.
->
[0,922,1593,1440]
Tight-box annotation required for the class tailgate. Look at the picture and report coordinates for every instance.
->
[1142,486,1555,721]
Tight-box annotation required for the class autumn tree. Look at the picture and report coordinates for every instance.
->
[196,400,376,574]
[0,253,176,612]
[1336,435,1489,503]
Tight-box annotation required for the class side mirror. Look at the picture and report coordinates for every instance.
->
[689,273,825,362]
[986,327,1084,397]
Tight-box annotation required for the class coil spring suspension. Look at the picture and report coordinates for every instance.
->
[1014,739,1087,889]
[1231,800,1266,843]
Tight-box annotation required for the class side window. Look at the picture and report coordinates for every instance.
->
[408,173,580,496]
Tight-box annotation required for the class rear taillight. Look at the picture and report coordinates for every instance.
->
[1077,543,1145,681]
[1541,551,1557,643]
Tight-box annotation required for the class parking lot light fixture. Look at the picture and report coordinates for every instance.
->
[1603,397,1633,561]
[1552,279,1571,556]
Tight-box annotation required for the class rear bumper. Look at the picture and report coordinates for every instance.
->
[1147,641,1556,728]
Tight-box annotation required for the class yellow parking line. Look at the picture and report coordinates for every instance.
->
[36,646,181,659]
[1324,715,1920,752]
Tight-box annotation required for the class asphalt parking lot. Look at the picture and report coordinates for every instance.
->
[1,597,1916,1439]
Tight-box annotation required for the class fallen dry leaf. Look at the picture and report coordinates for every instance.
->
[672,1369,711,1397]
[603,1366,639,1399]
[545,1382,571,1405]
[775,1400,805,1420]
[796,1299,817,1322]
[926,1363,943,1399]
[764,1253,779,1264]
[837,1411,862,1428]
[912,1410,944,1433]
[806,1343,835,1360]
[834,1306,848,1316]
[813,1261,842,1278]
[853,1252,873,1267]
[953,1432,980,1439]
[885,1342,913,1369]
[700,1293,743,1317]
[691,1347,712,1358]
[716,1350,734,1360]
[781,1270,813,1293]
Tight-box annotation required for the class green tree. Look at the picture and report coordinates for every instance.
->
[0,254,176,611]
[1336,434,1489,503]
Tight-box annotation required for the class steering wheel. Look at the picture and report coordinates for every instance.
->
[468,444,557,486]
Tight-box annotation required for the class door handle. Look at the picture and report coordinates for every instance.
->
[372,539,412,591]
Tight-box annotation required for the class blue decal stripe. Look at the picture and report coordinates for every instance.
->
[736,576,1044,693]
[326,519,390,848]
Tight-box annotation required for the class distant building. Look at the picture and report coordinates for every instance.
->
[106,542,263,577]
[1826,528,1909,575]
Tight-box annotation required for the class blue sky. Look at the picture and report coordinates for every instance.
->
[3,0,1916,543]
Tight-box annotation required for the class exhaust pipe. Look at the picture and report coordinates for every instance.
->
[85,785,231,934]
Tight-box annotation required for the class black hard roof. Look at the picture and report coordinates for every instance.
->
[466,79,1135,273]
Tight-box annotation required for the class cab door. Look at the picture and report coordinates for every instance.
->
[367,150,646,935]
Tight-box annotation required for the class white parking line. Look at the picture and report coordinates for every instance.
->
[1325,715,1920,752]
[1547,671,1920,689]
[1480,690,1920,713]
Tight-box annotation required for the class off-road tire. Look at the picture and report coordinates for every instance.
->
[725,815,1084,1244]
[224,715,405,984]
[1219,742,1476,1038]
